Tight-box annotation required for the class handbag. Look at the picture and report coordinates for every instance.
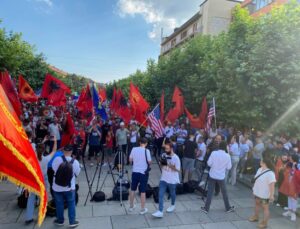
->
[251,169,271,184]
[144,148,151,175]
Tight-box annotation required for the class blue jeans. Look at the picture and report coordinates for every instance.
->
[54,191,76,224]
[25,193,36,221]
[158,180,176,212]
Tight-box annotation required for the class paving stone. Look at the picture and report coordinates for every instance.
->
[76,216,112,229]
[234,207,254,220]
[1,222,35,229]
[175,211,212,224]
[201,221,237,229]
[169,224,203,229]
[268,217,298,229]
[232,198,254,208]
[145,212,182,227]
[93,204,126,216]
[76,205,93,218]
[207,209,242,222]
[111,214,149,229]
[0,202,22,224]
[181,200,203,211]
[231,220,258,229]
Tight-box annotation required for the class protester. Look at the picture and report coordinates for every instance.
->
[282,154,299,221]
[88,120,102,166]
[104,129,114,165]
[48,117,62,151]
[128,123,139,164]
[249,153,276,229]
[152,142,181,218]
[128,138,152,215]
[195,136,207,183]
[52,145,81,228]
[201,141,234,214]
[115,122,129,162]
[182,131,198,182]
[228,135,240,185]
[275,152,289,208]
[25,136,57,224]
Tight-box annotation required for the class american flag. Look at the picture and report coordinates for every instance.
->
[148,104,164,139]
[205,98,216,132]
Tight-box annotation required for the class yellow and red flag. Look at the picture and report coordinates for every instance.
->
[18,75,38,102]
[0,84,47,226]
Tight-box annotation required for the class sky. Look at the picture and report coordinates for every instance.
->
[1,0,201,83]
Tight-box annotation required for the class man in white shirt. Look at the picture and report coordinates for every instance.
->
[195,136,207,182]
[152,142,180,218]
[129,138,152,215]
[164,121,175,139]
[48,117,62,151]
[52,145,81,228]
[201,141,234,214]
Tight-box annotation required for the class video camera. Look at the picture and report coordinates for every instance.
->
[159,154,172,166]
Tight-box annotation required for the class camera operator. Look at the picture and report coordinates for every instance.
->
[152,142,181,218]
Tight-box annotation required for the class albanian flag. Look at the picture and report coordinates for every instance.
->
[129,82,149,125]
[98,86,107,103]
[18,75,38,102]
[166,86,184,123]
[76,84,94,123]
[110,87,117,112]
[41,73,71,106]
[185,97,207,129]
[61,113,75,147]
[0,71,22,117]
[0,84,47,226]
[115,89,131,124]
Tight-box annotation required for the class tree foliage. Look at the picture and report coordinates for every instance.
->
[107,1,300,135]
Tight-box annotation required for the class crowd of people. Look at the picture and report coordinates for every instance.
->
[16,97,300,228]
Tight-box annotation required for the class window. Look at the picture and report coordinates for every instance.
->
[171,38,176,47]
[181,31,187,40]
[254,0,273,10]
[193,23,198,32]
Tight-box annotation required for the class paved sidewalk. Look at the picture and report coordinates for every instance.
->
[0,159,299,229]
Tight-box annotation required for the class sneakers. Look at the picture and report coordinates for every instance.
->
[283,210,291,217]
[152,211,163,218]
[53,219,64,226]
[69,220,80,228]
[128,205,136,212]
[226,206,235,213]
[276,203,280,207]
[291,212,296,221]
[258,220,268,229]
[140,208,148,215]
[283,206,289,211]
[200,206,208,214]
[166,205,175,213]
[248,215,259,222]
[199,181,205,187]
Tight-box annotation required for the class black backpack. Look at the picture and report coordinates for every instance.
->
[17,189,28,209]
[91,191,106,202]
[55,156,75,187]
[112,185,129,201]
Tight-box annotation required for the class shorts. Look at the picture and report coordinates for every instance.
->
[131,172,149,193]
[255,196,269,205]
[104,148,113,156]
[182,158,195,171]
[89,145,101,157]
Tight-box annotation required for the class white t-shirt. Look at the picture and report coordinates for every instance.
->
[130,130,139,143]
[164,126,174,138]
[48,123,61,140]
[229,143,240,157]
[52,156,81,192]
[207,150,232,180]
[130,147,152,174]
[197,142,207,161]
[40,154,52,178]
[253,168,276,199]
[161,153,181,184]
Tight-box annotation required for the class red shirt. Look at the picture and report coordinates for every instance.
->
[106,136,113,148]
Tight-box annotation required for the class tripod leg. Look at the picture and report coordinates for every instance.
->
[82,156,93,200]
[154,153,162,173]
[84,163,99,206]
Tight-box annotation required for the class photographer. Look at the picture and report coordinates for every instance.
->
[152,142,180,218]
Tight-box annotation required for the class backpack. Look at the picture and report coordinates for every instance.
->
[91,191,106,202]
[55,156,75,187]
[112,185,129,201]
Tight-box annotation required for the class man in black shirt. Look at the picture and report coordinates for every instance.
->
[182,131,198,182]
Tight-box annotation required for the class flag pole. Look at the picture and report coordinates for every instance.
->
[213,97,217,130]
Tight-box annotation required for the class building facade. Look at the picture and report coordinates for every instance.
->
[241,0,290,17]
[160,0,239,56]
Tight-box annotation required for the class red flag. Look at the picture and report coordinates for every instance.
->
[160,91,165,122]
[18,75,38,102]
[110,87,117,111]
[98,86,107,103]
[61,113,75,147]
[41,73,70,106]
[185,107,202,129]
[0,71,22,116]
[199,97,208,127]
[129,82,149,125]
[76,84,94,122]
[115,89,131,124]
[0,84,47,226]
[166,86,184,123]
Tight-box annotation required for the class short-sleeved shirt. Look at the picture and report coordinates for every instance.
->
[129,147,151,174]
[164,126,174,138]
[52,156,81,192]
[253,142,265,160]
[253,168,276,199]
[208,150,232,180]
[89,127,101,146]
[197,142,207,161]
[48,123,61,140]
[116,128,129,145]
[48,151,64,168]
[161,153,181,184]
[183,140,198,159]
